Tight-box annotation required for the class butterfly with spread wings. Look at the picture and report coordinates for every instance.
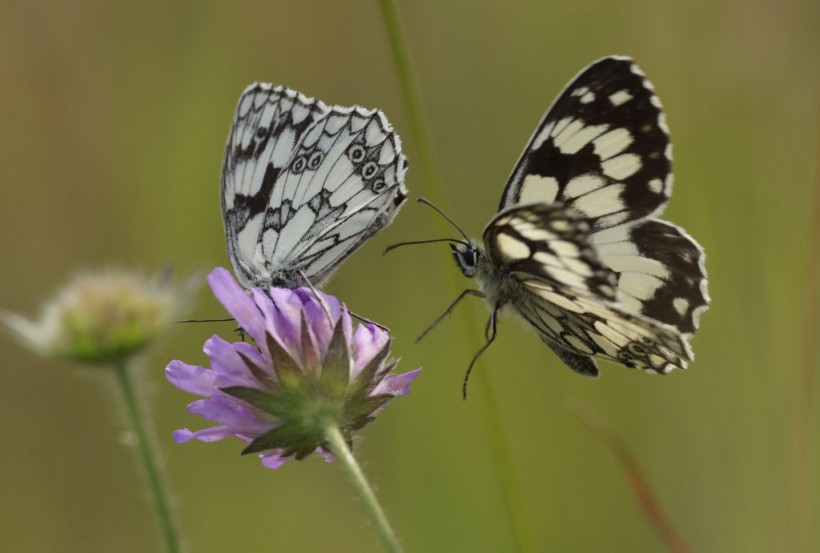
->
[390,56,709,397]
[221,84,407,290]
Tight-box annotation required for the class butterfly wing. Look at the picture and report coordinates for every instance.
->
[264,106,408,285]
[221,84,407,288]
[499,56,672,229]
[489,57,709,373]
[483,204,692,375]
[222,84,329,288]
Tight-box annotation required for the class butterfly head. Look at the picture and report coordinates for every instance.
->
[450,242,482,278]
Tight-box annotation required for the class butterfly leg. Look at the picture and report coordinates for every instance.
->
[298,270,334,324]
[462,302,500,400]
[416,289,485,343]
[350,310,390,332]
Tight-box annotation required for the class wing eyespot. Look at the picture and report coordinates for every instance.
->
[361,161,379,179]
[371,179,387,193]
[348,144,367,163]
[307,150,324,170]
[291,156,307,174]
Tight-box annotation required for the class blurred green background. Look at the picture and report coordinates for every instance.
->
[1,0,817,551]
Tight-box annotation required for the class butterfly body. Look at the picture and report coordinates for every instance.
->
[435,56,709,386]
[221,83,408,289]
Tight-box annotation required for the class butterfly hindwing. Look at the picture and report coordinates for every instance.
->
[221,84,407,288]
[483,202,692,375]
[483,203,618,302]
[266,107,407,285]
[591,219,709,336]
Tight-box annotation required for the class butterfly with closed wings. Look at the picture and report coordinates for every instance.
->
[222,84,408,290]
[389,56,709,397]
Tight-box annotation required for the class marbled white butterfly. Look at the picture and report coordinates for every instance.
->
[221,84,407,289]
[392,56,709,397]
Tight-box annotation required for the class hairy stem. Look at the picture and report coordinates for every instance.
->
[324,423,403,553]
[113,361,182,553]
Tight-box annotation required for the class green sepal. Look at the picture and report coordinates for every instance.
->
[346,394,392,430]
[299,316,320,376]
[266,332,302,388]
[347,338,391,398]
[319,319,350,392]
[236,350,278,390]
[241,421,323,458]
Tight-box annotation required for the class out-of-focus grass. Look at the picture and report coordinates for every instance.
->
[0,1,817,552]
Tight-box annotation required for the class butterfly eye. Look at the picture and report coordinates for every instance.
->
[362,161,379,179]
[307,151,323,170]
[371,179,387,193]
[291,156,307,174]
[348,144,367,163]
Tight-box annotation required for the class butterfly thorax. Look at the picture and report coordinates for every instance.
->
[451,241,519,309]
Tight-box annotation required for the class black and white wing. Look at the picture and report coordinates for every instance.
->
[221,84,408,289]
[484,205,695,375]
[491,57,709,374]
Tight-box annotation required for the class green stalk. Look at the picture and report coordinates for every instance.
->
[376,0,445,208]
[377,1,535,551]
[324,423,403,553]
[113,361,181,553]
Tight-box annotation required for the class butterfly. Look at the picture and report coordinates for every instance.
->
[390,56,709,397]
[221,84,408,290]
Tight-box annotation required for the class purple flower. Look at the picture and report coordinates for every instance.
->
[166,268,420,469]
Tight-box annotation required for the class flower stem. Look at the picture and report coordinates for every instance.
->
[113,361,181,553]
[377,2,536,551]
[324,423,403,553]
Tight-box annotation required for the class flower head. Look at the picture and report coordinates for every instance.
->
[3,269,191,365]
[166,268,420,469]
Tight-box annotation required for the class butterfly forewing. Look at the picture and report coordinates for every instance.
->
[500,57,672,231]
[221,84,407,289]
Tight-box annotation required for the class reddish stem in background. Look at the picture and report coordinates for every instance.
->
[569,400,696,553]
[790,109,820,553]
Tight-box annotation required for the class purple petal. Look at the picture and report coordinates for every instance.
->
[260,450,290,469]
[373,368,421,396]
[187,397,275,435]
[207,268,266,345]
[351,324,390,378]
[318,447,334,463]
[173,426,235,443]
[232,341,271,375]
[295,289,341,354]
[204,335,263,389]
[166,360,215,396]
[266,288,303,353]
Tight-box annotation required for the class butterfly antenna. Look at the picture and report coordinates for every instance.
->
[383,237,467,255]
[417,197,471,243]
[177,317,235,323]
